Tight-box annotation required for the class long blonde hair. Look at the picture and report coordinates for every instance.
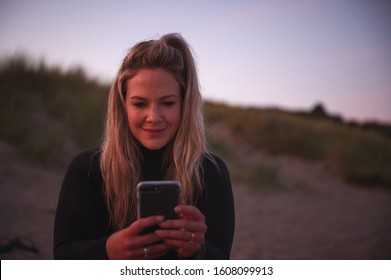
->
[100,33,209,230]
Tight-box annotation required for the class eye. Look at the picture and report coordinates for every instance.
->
[132,102,147,108]
[162,101,176,107]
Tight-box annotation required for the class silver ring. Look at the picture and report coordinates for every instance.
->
[144,247,148,258]
[189,232,195,244]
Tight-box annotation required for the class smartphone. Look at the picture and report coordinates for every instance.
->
[136,180,181,233]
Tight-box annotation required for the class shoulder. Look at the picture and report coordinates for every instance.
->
[65,148,102,180]
[202,153,231,185]
[69,148,100,168]
[203,153,228,171]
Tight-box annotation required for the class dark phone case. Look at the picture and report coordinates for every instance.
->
[137,181,180,234]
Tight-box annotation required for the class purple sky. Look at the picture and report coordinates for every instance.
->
[1,0,390,123]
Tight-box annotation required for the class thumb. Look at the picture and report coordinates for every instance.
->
[127,215,165,235]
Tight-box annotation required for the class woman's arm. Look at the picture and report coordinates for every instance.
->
[53,150,174,260]
[199,155,235,259]
[145,155,235,260]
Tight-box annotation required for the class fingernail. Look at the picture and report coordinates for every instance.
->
[156,216,165,222]
[159,221,167,227]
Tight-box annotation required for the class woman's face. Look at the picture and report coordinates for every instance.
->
[125,68,182,150]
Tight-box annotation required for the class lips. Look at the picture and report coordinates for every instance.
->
[142,127,166,136]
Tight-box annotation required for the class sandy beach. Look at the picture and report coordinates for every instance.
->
[1,140,390,259]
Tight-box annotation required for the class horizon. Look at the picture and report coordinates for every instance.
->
[1,0,390,123]
[1,52,390,126]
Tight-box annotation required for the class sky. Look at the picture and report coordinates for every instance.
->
[1,0,390,123]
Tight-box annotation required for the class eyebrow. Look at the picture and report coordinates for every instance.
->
[130,94,179,100]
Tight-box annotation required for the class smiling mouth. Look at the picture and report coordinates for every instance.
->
[143,128,166,135]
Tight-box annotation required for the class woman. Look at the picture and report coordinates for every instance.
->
[53,33,235,259]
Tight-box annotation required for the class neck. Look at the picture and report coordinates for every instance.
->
[140,145,167,181]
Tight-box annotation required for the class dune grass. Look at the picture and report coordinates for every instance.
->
[0,55,108,164]
[208,137,279,189]
[206,102,391,188]
[1,55,390,188]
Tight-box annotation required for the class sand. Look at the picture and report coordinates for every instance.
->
[1,140,390,259]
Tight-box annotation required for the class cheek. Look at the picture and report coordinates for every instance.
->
[126,109,142,130]
[168,107,181,127]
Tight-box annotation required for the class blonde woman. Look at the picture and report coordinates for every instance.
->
[54,33,235,259]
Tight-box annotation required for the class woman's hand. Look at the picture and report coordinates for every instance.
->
[106,215,174,259]
[155,205,207,258]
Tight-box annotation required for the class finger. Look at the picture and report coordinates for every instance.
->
[129,231,164,249]
[163,236,202,257]
[163,238,197,249]
[127,215,165,235]
[155,230,204,247]
[177,246,202,259]
[175,205,204,221]
[160,219,207,234]
[159,219,197,231]
[138,243,175,260]
[154,230,204,258]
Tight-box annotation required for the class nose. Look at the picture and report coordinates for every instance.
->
[146,104,162,123]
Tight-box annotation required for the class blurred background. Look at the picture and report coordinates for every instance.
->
[1,0,390,259]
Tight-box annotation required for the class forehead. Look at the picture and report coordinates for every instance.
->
[126,68,180,98]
